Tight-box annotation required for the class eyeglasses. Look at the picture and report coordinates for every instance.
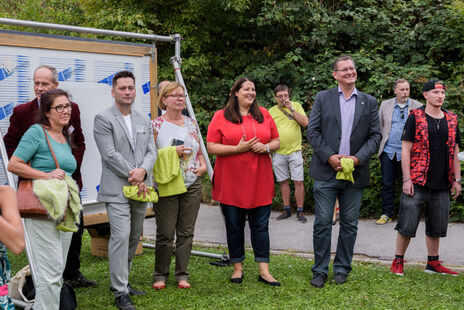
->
[166,94,186,99]
[51,104,72,113]
[335,67,356,73]
[276,95,289,99]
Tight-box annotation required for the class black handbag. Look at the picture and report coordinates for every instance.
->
[21,275,77,310]
[59,282,77,310]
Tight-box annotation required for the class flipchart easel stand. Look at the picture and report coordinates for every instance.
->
[0,17,228,308]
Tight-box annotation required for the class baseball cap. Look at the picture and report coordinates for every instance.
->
[423,79,446,92]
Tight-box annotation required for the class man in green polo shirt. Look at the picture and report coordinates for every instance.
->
[269,84,309,222]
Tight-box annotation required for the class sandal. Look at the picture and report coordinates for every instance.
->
[177,281,190,289]
[152,281,166,290]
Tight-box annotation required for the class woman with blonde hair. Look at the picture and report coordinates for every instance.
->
[151,82,207,290]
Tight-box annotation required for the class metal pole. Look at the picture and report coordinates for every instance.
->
[142,242,228,260]
[0,18,174,42]
[170,56,214,180]
[149,42,159,120]
[11,298,31,309]
[0,136,15,187]
[191,250,227,260]
[173,34,182,63]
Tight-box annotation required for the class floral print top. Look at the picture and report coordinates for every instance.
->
[152,116,202,188]
[0,242,14,309]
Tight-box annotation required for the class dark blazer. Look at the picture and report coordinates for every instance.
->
[307,87,381,188]
[4,98,86,189]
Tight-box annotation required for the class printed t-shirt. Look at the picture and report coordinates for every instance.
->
[268,101,305,155]
[402,111,461,190]
[152,116,201,188]
[207,107,279,208]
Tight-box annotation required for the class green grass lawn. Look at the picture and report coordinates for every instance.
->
[8,232,464,309]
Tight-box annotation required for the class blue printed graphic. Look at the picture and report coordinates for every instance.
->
[124,62,134,72]
[79,187,87,198]
[17,55,29,104]
[98,74,114,86]
[75,59,85,82]
[0,66,14,82]
[142,81,150,94]
[97,65,134,87]
[58,67,74,81]
[0,102,14,120]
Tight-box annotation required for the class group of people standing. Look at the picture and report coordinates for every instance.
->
[376,77,462,277]
[263,55,461,288]
[206,54,461,291]
[0,53,461,310]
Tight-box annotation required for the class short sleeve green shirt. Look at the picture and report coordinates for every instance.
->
[13,124,77,176]
[269,101,306,155]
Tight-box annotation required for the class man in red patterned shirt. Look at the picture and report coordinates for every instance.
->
[390,79,461,276]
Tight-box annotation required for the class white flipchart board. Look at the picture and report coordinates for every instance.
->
[0,31,152,208]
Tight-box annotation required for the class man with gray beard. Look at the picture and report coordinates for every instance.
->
[376,79,422,225]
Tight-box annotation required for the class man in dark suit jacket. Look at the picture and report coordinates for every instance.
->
[307,55,381,288]
[3,65,96,287]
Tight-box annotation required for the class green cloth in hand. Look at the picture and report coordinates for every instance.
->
[123,185,159,203]
[336,157,355,183]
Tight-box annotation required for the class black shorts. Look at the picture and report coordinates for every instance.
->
[395,184,450,238]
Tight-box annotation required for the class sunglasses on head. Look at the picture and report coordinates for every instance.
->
[400,107,405,119]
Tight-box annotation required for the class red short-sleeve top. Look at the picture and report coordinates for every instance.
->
[207,107,279,209]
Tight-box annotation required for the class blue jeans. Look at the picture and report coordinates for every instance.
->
[220,203,271,263]
[311,178,363,276]
[380,152,402,217]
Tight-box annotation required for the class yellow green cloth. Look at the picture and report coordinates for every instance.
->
[268,101,306,155]
[123,185,158,202]
[336,157,355,183]
[154,146,187,197]
[32,174,82,232]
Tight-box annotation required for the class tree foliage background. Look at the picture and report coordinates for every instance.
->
[2,0,464,220]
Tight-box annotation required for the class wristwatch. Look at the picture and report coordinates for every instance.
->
[290,107,295,112]
[455,178,461,183]
[265,144,271,153]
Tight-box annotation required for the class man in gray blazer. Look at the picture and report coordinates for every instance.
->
[307,55,381,288]
[376,79,422,225]
[94,71,157,310]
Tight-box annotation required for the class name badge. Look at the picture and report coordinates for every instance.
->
[136,126,147,134]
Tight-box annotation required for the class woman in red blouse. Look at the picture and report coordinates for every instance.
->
[207,77,281,286]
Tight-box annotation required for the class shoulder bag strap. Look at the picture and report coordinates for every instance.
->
[41,126,60,169]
